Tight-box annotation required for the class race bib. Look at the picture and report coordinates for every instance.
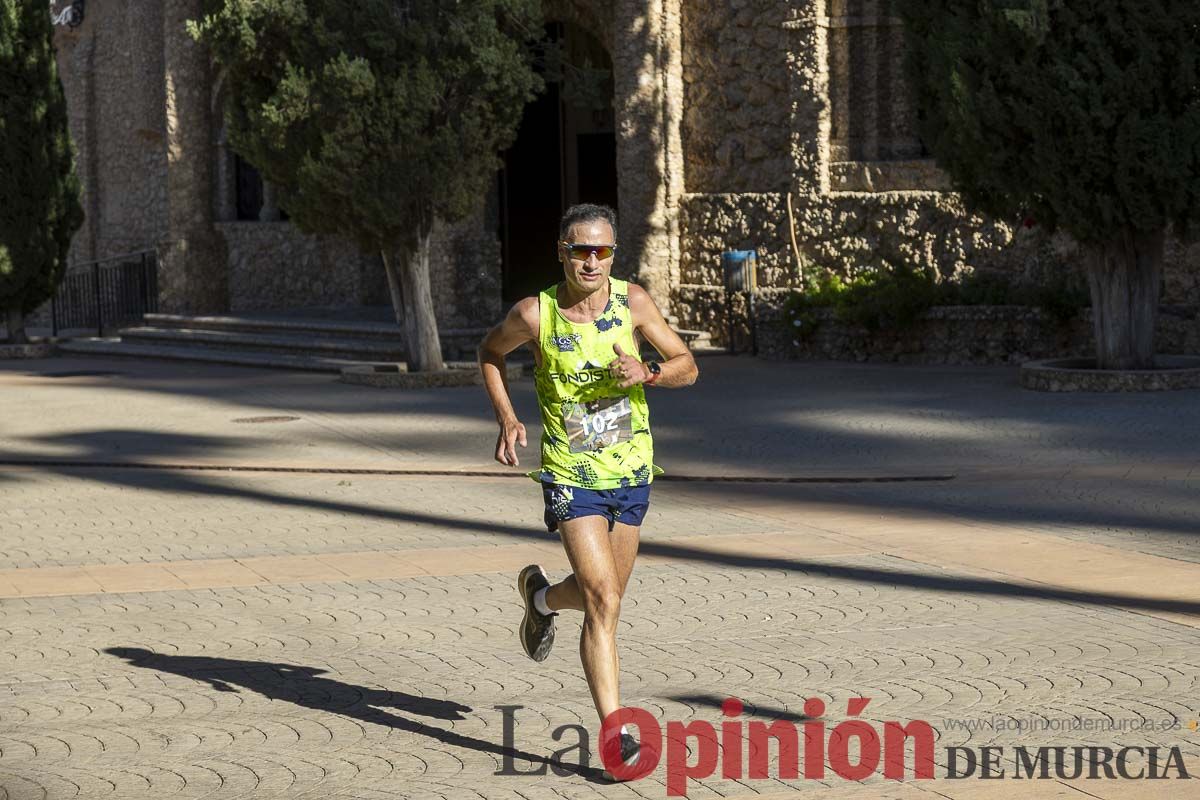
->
[563,396,634,453]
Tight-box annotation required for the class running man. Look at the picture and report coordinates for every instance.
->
[478,203,698,776]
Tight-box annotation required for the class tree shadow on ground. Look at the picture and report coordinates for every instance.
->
[9,428,1196,618]
[678,477,1200,554]
[667,692,813,724]
[8,424,1198,538]
[104,647,607,783]
[9,356,1200,477]
[6,353,1200,544]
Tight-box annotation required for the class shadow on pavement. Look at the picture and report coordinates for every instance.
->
[10,425,1200,550]
[104,647,607,783]
[10,356,1200,477]
[689,479,1200,552]
[9,428,1194,617]
[668,692,813,724]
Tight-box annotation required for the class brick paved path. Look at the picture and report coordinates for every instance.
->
[1,357,1198,799]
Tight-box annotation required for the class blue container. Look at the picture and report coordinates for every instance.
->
[720,250,759,354]
[721,250,758,293]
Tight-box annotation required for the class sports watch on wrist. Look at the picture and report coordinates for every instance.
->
[645,360,662,385]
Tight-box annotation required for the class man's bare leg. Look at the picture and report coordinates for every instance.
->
[544,517,641,721]
[546,520,640,609]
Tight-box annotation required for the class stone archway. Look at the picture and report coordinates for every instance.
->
[540,0,683,311]
[544,0,614,48]
[499,16,619,301]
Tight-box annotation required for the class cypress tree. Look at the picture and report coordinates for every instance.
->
[191,0,544,371]
[0,1,84,343]
[899,1,1200,369]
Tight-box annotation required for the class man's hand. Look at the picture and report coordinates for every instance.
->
[495,418,527,466]
[610,342,650,388]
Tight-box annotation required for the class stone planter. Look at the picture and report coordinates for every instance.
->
[0,342,55,359]
[339,361,523,389]
[747,301,1200,366]
[1020,356,1200,392]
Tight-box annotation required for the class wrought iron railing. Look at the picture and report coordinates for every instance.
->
[51,250,158,337]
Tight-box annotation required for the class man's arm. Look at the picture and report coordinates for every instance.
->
[478,297,539,466]
[611,284,698,389]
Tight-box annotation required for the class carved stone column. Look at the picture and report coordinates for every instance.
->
[611,0,683,311]
[786,0,832,196]
[159,0,227,313]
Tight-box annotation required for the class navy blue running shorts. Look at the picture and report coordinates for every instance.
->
[541,482,651,533]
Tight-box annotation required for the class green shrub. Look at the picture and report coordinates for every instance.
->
[943,270,1020,306]
[1024,268,1091,326]
[782,266,943,338]
[191,0,543,370]
[782,265,1090,344]
[898,1,1200,369]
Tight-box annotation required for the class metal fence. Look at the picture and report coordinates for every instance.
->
[51,251,158,337]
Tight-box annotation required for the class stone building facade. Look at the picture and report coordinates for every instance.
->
[51,0,498,329]
[50,0,1199,339]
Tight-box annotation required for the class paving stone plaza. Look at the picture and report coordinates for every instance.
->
[0,356,1197,799]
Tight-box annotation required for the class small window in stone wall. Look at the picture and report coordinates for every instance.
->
[235,154,263,221]
[826,0,941,191]
[234,154,288,221]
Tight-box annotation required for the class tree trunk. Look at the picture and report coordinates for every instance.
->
[5,308,28,345]
[383,217,444,373]
[1084,228,1164,370]
[399,223,445,372]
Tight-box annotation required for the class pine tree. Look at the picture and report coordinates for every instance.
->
[0,1,85,343]
[191,0,544,371]
[899,1,1200,369]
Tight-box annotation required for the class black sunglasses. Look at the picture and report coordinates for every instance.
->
[560,242,617,261]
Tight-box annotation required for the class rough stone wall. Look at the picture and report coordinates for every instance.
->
[426,210,504,331]
[752,302,1200,365]
[220,224,372,312]
[54,1,169,262]
[671,0,1200,346]
[826,0,921,163]
[681,0,792,193]
[1160,237,1200,307]
[221,213,499,330]
[678,191,1018,288]
[48,0,501,329]
[676,190,1200,344]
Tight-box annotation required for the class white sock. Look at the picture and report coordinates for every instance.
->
[533,586,553,616]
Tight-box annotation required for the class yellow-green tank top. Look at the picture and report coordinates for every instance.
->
[532,278,656,489]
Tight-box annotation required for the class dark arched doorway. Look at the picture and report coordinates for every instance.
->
[499,21,617,302]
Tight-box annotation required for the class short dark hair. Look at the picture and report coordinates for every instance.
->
[559,203,618,243]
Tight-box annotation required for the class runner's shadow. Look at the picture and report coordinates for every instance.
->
[105,647,605,782]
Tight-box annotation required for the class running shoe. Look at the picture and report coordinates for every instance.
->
[517,564,556,662]
[602,731,641,781]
